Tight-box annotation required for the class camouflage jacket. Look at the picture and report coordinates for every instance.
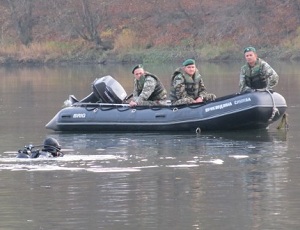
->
[132,72,167,104]
[169,67,208,102]
[239,58,279,92]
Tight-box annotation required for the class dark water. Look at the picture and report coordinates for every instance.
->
[0,62,299,230]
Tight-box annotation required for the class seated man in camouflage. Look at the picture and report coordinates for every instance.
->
[239,46,279,93]
[129,64,167,107]
[169,59,216,105]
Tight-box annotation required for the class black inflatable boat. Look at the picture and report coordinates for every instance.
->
[45,76,287,132]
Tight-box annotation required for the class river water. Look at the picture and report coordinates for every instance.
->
[0,61,299,230]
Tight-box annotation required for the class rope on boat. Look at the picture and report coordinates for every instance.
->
[85,106,99,111]
[265,89,288,130]
[74,101,208,114]
[277,113,289,130]
[266,89,279,122]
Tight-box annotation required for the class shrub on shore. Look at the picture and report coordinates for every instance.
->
[1,39,300,66]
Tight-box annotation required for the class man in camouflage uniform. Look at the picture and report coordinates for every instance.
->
[129,64,167,107]
[239,46,279,93]
[169,59,216,105]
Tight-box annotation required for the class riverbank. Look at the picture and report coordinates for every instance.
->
[1,41,300,66]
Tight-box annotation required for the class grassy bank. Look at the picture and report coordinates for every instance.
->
[1,40,300,66]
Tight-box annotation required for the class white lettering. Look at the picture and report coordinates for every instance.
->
[73,113,86,118]
[234,97,251,105]
[205,97,251,113]
[205,102,232,112]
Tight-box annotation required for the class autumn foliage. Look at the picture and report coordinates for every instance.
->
[1,0,300,63]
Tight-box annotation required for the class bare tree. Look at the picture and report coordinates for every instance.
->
[290,0,300,24]
[73,0,113,50]
[176,0,205,44]
[6,0,35,46]
[75,0,101,45]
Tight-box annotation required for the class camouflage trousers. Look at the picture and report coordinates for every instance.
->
[172,93,216,105]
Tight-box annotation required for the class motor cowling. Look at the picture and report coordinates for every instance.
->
[92,76,127,103]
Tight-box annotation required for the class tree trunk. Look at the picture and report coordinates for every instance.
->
[6,0,34,46]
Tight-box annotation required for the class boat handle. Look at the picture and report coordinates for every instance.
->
[155,114,166,118]
[61,115,72,118]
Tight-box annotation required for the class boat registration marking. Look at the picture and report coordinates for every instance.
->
[205,102,232,112]
[73,113,86,118]
[234,97,251,105]
[205,97,251,112]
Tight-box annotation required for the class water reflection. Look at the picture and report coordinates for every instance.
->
[1,129,288,173]
[0,63,299,230]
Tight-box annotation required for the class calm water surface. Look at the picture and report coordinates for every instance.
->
[0,62,299,230]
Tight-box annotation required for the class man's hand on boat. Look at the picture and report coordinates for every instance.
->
[129,101,138,107]
[194,97,203,103]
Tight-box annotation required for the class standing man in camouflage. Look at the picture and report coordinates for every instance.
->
[129,64,167,107]
[169,59,216,105]
[239,46,279,93]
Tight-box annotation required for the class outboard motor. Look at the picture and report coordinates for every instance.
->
[79,76,127,103]
[93,76,128,103]
[78,92,98,103]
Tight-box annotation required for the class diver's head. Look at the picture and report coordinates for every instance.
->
[43,137,61,156]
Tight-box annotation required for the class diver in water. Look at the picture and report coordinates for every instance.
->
[16,137,64,158]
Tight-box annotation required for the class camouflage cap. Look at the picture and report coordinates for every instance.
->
[182,59,195,66]
[244,46,256,53]
[132,64,143,74]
